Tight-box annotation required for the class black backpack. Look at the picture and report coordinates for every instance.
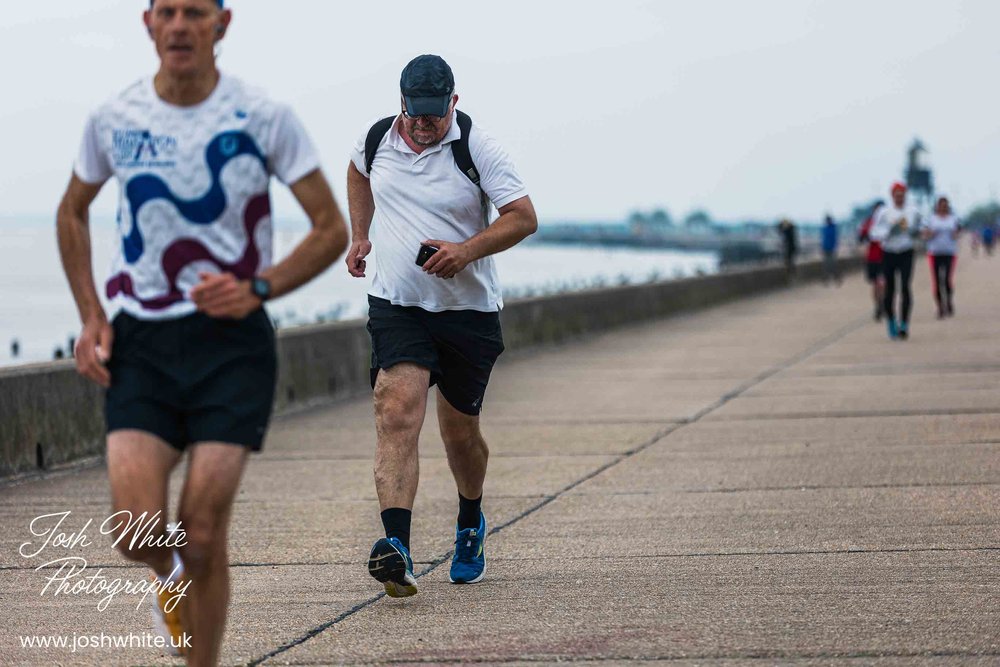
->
[364,110,481,189]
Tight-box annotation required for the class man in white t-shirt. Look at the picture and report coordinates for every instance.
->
[870,181,921,339]
[346,55,537,597]
[922,195,962,318]
[56,1,348,662]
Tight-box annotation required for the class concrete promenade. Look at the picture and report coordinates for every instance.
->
[2,256,998,666]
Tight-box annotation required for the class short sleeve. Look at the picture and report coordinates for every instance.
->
[73,113,113,185]
[267,104,321,185]
[469,127,528,210]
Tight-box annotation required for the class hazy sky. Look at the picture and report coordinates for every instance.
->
[2,0,997,223]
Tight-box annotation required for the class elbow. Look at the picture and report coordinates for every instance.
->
[518,208,538,238]
[524,214,538,237]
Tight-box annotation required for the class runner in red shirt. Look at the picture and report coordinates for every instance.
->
[858,200,886,320]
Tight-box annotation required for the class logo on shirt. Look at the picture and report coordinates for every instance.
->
[112,129,178,167]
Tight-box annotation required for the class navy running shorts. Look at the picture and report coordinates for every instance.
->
[366,296,505,416]
[105,309,277,451]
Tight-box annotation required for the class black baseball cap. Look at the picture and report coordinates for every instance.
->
[400,55,454,118]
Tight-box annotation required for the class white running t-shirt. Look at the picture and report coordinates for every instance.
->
[351,112,528,312]
[871,202,921,254]
[74,73,320,321]
[925,214,961,256]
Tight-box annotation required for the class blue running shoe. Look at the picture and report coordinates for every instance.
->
[897,321,909,340]
[368,537,417,597]
[887,319,898,339]
[449,512,487,584]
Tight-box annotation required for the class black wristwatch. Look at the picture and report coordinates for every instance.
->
[250,277,272,301]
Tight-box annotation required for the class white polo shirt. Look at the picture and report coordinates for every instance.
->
[351,112,528,312]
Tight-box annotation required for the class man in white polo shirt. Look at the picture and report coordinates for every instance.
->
[346,54,537,597]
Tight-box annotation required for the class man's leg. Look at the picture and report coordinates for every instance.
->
[883,255,898,324]
[437,391,491,585]
[369,362,430,596]
[374,363,431,513]
[176,443,249,667]
[437,389,488,511]
[106,430,183,573]
[899,250,914,326]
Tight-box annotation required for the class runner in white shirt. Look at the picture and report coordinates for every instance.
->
[870,181,921,339]
[56,1,347,662]
[922,196,961,318]
[346,55,537,598]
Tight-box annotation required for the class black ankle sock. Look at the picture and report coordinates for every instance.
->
[457,493,482,530]
[380,508,411,550]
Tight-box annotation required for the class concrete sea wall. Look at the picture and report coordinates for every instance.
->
[0,257,857,478]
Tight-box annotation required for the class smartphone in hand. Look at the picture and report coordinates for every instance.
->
[416,244,439,267]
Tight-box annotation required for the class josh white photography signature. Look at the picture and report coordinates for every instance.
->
[19,510,190,612]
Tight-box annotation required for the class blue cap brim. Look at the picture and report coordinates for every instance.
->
[404,95,450,118]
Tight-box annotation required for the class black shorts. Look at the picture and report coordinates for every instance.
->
[865,261,883,283]
[105,309,277,451]
[367,296,504,416]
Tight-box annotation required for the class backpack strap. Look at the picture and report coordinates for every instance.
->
[452,110,480,187]
[363,116,396,175]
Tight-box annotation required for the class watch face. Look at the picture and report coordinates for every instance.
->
[253,278,271,300]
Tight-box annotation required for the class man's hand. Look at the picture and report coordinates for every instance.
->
[190,272,262,319]
[346,239,372,277]
[74,315,113,388]
[420,239,474,279]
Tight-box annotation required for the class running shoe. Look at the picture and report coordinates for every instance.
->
[450,512,487,584]
[897,322,909,340]
[887,319,898,339]
[368,537,417,597]
[149,570,188,656]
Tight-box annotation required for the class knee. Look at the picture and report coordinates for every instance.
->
[441,422,488,456]
[374,385,424,437]
[176,516,227,578]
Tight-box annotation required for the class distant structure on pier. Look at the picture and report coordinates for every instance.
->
[905,138,933,208]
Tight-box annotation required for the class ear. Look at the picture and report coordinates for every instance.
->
[142,10,153,38]
[215,9,232,41]
[452,93,460,107]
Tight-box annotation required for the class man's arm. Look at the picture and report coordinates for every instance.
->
[191,168,348,317]
[345,162,375,277]
[421,195,538,280]
[56,173,112,386]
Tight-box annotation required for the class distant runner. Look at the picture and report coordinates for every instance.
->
[870,182,920,340]
[857,200,885,320]
[923,196,961,318]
